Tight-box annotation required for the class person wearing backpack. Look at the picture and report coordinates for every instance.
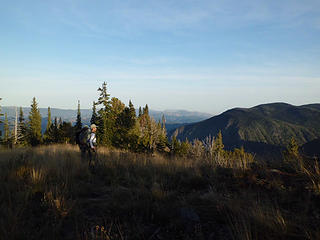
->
[87,124,97,167]
[77,124,97,167]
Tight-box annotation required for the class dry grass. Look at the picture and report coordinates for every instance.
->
[0,144,319,239]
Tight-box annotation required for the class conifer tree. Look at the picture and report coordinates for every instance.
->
[46,107,52,131]
[75,100,82,133]
[17,107,27,145]
[3,113,10,147]
[28,97,42,146]
[0,98,3,124]
[0,98,3,137]
[43,107,53,144]
[129,100,136,119]
[161,114,166,129]
[97,82,111,111]
[96,82,112,146]
[109,97,125,147]
[52,117,60,143]
[114,101,137,149]
[138,106,142,117]
[59,121,74,143]
[143,104,149,115]
[90,101,97,125]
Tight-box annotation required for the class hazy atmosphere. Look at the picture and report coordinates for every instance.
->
[1,0,320,113]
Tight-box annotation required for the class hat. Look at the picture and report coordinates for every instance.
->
[90,124,97,129]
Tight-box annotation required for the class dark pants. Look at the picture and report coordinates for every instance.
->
[80,145,97,167]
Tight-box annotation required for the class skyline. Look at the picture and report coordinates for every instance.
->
[1,0,320,114]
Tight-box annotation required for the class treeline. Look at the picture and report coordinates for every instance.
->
[0,83,254,161]
[0,83,167,152]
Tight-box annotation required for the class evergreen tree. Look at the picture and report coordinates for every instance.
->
[43,107,53,144]
[0,98,3,137]
[171,135,181,154]
[143,104,149,115]
[0,98,3,124]
[110,97,125,121]
[114,102,137,149]
[75,100,82,133]
[96,82,112,146]
[17,107,27,145]
[129,100,136,119]
[52,117,60,143]
[46,107,52,131]
[28,97,42,146]
[161,114,166,129]
[138,106,142,117]
[59,121,74,143]
[90,101,97,125]
[97,82,111,111]
[3,113,10,147]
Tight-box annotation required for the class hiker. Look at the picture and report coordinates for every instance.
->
[87,124,97,166]
[77,124,98,167]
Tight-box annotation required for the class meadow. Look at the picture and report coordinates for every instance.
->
[1,145,320,240]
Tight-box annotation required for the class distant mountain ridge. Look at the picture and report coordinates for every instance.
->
[171,103,320,156]
[0,106,212,133]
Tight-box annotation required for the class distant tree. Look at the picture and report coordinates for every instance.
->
[28,97,42,146]
[59,121,74,143]
[97,82,111,112]
[43,107,53,144]
[17,107,27,145]
[75,100,82,133]
[3,113,10,147]
[96,82,112,146]
[171,135,181,154]
[52,117,60,143]
[161,114,166,129]
[129,100,136,119]
[0,98,3,137]
[0,98,3,124]
[46,107,52,131]
[138,106,142,117]
[113,101,137,149]
[143,104,149,115]
[90,101,97,125]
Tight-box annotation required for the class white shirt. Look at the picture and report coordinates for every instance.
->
[89,132,96,148]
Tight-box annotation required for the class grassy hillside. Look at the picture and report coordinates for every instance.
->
[172,103,320,156]
[1,145,320,239]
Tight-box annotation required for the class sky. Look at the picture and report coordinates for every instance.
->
[1,0,320,114]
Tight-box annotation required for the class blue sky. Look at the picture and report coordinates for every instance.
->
[1,0,319,114]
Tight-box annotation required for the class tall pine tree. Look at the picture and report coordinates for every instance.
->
[43,107,53,144]
[46,107,52,131]
[17,107,27,145]
[0,98,3,124]
[96,82,112,146]
[28,97,42,146]
[0,98,3,137]
[75,100,82,133]
[90,101,97,125]
[3,113,10,147]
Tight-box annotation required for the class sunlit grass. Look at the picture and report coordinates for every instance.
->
[0,144,319,239]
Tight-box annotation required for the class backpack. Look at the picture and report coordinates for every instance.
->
[78,126,91,147]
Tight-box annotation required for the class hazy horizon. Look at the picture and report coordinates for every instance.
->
[1,0,319,114]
